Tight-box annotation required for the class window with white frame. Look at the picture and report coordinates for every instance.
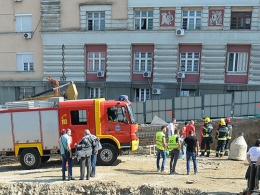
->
[90,88,103,98]
[17,53,34,71]
[15,14,32,32]
[87,52,105,71]
[87,12,105,30]
[182,10,201,30]
[19,87,34,99]
[134,52,152,72]
[136,88,150,102]
[180,53,199,72]
[134,11,153,30]
[227,52,248,73]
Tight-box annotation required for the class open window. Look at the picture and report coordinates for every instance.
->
[107,106,128,123]
[70,110,87,125]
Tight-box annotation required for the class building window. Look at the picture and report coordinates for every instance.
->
[136,88,150,102]
[15,14,32,32]
[19,87,34,99]
[180,53,200,72]
[134,11,153,30]
[182,10,201,30]
[227,52,248,73]
[90,88,103,98]
[231,12,251,29]
[181,90,196,97]
[87,12,105,30]
[17,53,34,71]
[134,52,152,72]
[87,52,105,71]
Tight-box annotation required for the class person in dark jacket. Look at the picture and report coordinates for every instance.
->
[245,139,260,190]
[200,117,213,157]
[76,129,95,180]
[215,118,228,157]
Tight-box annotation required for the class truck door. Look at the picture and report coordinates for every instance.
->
[106,106,131,144]
[68,109,90,147]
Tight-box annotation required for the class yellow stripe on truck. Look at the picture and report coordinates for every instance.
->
[14,143,43,157]
[94,98,105,136]
[98,135,121,149]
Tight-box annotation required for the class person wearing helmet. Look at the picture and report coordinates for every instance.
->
[200,117,213,157]
[224,117,232,156]
[215,118,228,157]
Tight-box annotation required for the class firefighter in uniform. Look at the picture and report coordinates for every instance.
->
[216,118,228,157]
[200,117,213,157]
[224,117,232,156]
[168,130,180,174]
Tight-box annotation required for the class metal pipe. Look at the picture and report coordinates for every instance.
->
[180,75,183,97]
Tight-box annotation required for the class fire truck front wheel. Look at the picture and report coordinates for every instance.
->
[97,143,118,166]
[20,148,41,170]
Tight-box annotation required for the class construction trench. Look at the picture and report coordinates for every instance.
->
[0,118,259,195]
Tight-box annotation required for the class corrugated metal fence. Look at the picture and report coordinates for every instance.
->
[132,91,260,123]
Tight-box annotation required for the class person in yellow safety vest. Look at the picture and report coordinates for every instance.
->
[168,129,181,175]
[215,118,228,157]
[224,117,232,156]
[200,117,213,157]
[154,125,167,173]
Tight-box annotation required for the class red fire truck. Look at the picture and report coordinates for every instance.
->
[0,82,139,169]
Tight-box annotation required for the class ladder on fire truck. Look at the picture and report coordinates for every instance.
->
[0,80,78,110]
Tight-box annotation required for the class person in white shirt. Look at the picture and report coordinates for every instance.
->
[245,139,260,190]
[168,118,176,137]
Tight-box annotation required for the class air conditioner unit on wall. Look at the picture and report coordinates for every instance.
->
[143,71,151,78]
[176,29,185,36]
[97,71,105,78]
[23,32,32,39]
[177,71,185,78]
[152,88,161,95]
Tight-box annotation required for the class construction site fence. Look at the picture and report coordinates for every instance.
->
[132,91,260,124]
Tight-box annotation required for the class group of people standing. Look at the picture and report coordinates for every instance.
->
[154,117,233,175]
[200,117,233,158]
[154,118,199,175]
[59,128,102,181]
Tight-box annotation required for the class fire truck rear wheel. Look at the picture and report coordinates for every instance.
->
[97,143,118,166]
[20,148,41,170]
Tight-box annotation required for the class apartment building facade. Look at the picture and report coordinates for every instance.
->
[0,0,260,104]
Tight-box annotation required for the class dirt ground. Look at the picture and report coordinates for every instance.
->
[0,150,249,195]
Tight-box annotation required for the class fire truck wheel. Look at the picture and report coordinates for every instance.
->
[97,143,118,166]
[41,156,50,163]
[20,149,41,170]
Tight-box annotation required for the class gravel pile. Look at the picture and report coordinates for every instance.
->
[0,181,206,195]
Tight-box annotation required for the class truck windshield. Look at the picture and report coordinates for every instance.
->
[127,105,136,124]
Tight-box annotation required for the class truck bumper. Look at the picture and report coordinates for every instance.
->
[131,139,139,151]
